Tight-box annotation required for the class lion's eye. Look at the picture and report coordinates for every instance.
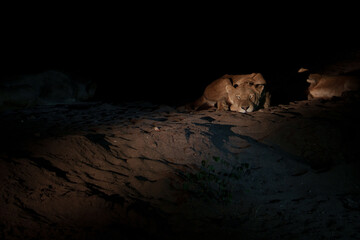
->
[236,95,240,99]
[249,94,254,99]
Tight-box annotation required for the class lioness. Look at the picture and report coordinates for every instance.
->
[222,73,271,108]
[190,76,262,113]
[306,73,360,99]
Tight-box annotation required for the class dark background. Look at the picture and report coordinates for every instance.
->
[2,5,359,106]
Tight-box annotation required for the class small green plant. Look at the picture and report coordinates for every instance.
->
[182,156,250,204]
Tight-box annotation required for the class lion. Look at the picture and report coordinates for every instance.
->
[306,73,360,99]
[222,73,271,108]
[190,75,265,113]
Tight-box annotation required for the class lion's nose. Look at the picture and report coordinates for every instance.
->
[241,106,249,111]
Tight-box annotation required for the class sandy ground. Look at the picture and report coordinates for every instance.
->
[0,96,360,240]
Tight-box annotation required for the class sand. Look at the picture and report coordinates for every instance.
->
[0,97,359,240]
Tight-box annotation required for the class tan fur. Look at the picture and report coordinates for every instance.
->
[226,84,259,113]
[191,77,233,111]
[191,74,267,113]
[223,73,271,108]
[307,74,360,99]
[298,67,309,73]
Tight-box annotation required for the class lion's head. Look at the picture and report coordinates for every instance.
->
[223,73,270,110]
[226,84,260,113]
[227,73,267,96]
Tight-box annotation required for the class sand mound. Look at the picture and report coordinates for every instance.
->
[1,98,360,239]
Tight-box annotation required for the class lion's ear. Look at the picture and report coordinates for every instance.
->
[307,79,316,84]
[255,84,265,93]
[298,68,309,73]
[307,74,321,84]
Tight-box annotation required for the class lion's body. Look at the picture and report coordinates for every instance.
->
[307,74,360,99]
[191,77,235,111]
